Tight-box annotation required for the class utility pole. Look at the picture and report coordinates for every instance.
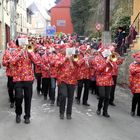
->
[102,0,111,47]
[104,0,110,31]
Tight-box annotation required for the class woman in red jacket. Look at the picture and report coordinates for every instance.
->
[129,52,140,117]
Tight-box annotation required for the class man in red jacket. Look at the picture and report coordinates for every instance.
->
[2,41,17,108]
[93,48,114,117]
[109,47,124,106]
[8,39,41,124]
[56,47,79,119]
[129,52,140,117]
[76,45,91,106]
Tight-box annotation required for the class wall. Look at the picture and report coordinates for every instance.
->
[51,7,73,34]
[31,12,49,36]
[16,0,28,35]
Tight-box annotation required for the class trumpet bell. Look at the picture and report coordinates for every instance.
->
[110,52,118,62]
[73,54,79,62]
[26,45,34,53]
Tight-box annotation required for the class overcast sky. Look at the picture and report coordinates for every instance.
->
[27,0,55,10]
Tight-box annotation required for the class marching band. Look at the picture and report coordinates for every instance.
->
[2,34,140,124]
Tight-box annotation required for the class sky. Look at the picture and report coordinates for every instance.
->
[41,0,55,10]
[26,0,56,10]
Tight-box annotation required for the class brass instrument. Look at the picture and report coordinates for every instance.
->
[73,54,79,62]
[109,52,118,62]
[72,49,79,62]
[26,44,34,53]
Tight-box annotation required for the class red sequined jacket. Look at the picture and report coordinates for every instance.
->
[8,48,41,82]
[129,62,140,94]
[55,54,79,85]
[93,53,114,86]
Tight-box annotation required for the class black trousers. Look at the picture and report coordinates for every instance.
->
[77,79,90,104]
[42,78,51,98]
[59,82,75,115]
[57,85,61,105]
[131,94,140,115]
[110,75,117,103]
[14,81,33,119]
[50,78,56,101]
[90,80,98,95]
[35,73,42,91]
[98,86,111,113]
[7,76,15,103]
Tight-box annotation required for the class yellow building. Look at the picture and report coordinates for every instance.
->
[131,0,140,50]
[131,0,140,25]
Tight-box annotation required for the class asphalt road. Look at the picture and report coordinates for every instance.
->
[0,70,140,140]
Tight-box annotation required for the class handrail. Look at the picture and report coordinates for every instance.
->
[131,12,140,26]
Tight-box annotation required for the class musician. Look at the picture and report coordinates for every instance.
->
[93,48,114,117]
[129,52,140,116]
[56,47,78,119]
[48,47,58,105]
[109,46,124,106]
[2,41,17,108]
[34,45,44,94]
[41,50,51,100]
[8,38,41,124]
[76,45,91,106]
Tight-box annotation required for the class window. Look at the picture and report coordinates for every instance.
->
[56,20,66,26]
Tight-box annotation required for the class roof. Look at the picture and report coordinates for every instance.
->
[26,0,50,20]
[52,0,71,9]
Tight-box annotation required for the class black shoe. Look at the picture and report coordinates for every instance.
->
[77,100,80,104]
[67,114,72,120]
[60,114,64,119]
[10,103,14,108]
[109,102,116,106]
[16,115,21,123]
[57,101,60,107]
[44,96,47,100]
[75,97,78,100]
[50,100,55,106]
[37,90,40,95]
[137,114,140,117]
[131,112,135,116]
[103,112,110,118]
[83,103,90,106]
[24,118,30,124]
[96,110,101,115]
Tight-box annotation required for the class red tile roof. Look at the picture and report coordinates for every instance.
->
[52,0,71,8]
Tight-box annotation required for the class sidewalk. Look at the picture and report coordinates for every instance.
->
[0,67,6,77]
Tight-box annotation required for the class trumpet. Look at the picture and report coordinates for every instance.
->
[73,54,79,62]
[26,44,34,53]
[109,52,118,62]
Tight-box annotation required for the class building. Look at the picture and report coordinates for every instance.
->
[131,0,140,24]
[27,0,50,36]
[50,0,73,34]
[130,0,140,50]
[0,0,11,50]
[0,0,33,50]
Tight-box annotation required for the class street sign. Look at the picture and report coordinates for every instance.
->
[46,26,56,36]
[95,23,101,31]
